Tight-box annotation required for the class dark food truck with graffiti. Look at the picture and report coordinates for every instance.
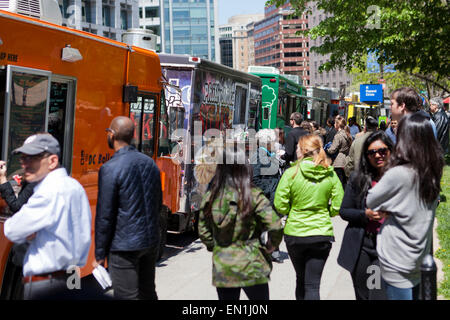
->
[158,53,262,233]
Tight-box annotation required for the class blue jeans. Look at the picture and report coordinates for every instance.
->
[384,282,420,300]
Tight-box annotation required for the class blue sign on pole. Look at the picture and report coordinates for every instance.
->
[360,84,383,104]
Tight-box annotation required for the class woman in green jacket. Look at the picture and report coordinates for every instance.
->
[198,148,283,300]
[274,134,344,300]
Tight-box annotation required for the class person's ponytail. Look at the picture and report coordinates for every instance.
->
[297,134,331,169]
[315,147,331,168]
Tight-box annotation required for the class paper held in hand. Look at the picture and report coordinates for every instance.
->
[92,265,112,290]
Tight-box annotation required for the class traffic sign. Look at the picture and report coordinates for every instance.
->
[360,84,383,104]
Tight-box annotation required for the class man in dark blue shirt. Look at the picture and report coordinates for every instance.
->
[94,116,162,300]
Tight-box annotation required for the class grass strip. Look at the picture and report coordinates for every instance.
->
[436,155,450,299]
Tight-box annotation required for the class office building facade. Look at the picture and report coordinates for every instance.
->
[308,2,352,91]
[218,14,263,71]
[160,0,219,61]
[218,24,233,67]
[139,0,161,50]
[254,2,310,86]
[58,0,139,41]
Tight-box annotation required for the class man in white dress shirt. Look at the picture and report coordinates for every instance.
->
[4,133,91,299]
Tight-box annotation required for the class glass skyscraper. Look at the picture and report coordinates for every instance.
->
[161,0,219,62]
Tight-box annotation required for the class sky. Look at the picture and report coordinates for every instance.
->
[218,0,268,25]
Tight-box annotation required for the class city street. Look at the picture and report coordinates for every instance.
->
[155,216,356,300]
[0,0,447,304]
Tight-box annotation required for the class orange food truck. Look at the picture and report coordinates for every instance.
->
[0,9,179,298]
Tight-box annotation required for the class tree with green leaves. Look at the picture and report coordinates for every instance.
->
[267,0,450,95]
[349,68,450,100]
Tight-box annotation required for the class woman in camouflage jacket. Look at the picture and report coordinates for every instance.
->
[198,150,283,300]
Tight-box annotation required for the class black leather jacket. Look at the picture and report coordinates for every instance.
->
[95,145,162,260]
[0,180,36,214]
[431,108,449,153]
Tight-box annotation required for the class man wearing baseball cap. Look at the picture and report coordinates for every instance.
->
[4,133,91,300]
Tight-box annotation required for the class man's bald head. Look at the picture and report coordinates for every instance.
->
[109,116,135,145]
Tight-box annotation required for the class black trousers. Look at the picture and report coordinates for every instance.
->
[286,241,331,300]
[351,234,387,300]
[23,275,68,300]
[109,247,158,300]
[216,283,269,300]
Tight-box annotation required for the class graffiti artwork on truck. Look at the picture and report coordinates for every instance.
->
[163,68,192,132]
[195,71,236,134]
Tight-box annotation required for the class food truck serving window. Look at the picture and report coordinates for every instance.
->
[0,66,76,181]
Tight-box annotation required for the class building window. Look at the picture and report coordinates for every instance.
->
[121,9,129,30]
[284,42,302,48]
[284,62,302,67]
[145,7,158,18]
[284,52,303,58]
[103,31,116,39]
[81,0,93,23]
[102,5,112,27]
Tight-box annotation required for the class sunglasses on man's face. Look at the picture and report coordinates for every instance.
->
[366,148,389,157]
[19,153,50,163]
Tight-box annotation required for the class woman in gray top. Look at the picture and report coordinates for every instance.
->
[366,113,444,300]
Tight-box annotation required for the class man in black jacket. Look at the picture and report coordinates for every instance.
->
[0,161,36,299]
[94,116,162,300]
[430,97,449,154]
[283,112,309,166]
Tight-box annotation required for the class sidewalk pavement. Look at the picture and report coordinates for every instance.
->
[155,216,356,300]
[155,215,447,300]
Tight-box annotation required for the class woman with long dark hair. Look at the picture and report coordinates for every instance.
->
[337,131,393,300]
[366,113,444,300]
[198,147,283,300]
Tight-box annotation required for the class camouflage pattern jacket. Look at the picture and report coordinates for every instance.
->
[198,186,283,288]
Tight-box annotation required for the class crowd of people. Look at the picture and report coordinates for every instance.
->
[0,87,448,301]
[197,87,447,301]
